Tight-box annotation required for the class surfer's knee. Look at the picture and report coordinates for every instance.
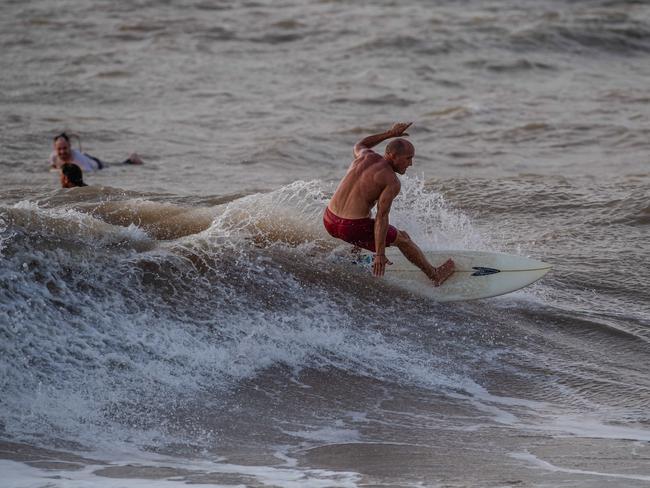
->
[394,230,412,247]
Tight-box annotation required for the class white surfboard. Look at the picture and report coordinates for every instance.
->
[379,249,552,302]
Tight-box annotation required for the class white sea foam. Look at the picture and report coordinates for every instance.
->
[282,427,361,444]
[0,454,362,488]
[539,414,650,442]
[9,200,151,246]
[205,180,330,245]
[510,452,650,482]
[202,177,490,254]
[394,176,490,251]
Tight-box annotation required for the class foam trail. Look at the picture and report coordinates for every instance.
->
[510,453,650,482]
[0,458,361,488]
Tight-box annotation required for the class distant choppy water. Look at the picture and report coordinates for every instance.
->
[1,1,649,487]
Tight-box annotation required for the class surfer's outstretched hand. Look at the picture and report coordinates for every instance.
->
[373,254,392,277]
[389,122,412,138]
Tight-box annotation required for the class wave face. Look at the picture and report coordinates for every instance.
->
[1,178,648,459]
[0,181,486,447]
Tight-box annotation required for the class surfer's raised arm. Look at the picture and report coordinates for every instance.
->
[353,122,412,158]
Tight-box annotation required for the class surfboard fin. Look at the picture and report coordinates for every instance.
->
[471,267,501,276]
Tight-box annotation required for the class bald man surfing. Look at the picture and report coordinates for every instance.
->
[324,122,454,286]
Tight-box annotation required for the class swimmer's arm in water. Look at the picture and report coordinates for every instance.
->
[353,122,412,158]
[48,153,59,169]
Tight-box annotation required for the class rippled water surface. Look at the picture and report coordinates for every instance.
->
[1,1,649,487]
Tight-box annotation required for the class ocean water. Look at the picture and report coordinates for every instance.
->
[1,0,649,487]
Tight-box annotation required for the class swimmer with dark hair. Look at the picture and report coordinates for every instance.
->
[60,163,87,188]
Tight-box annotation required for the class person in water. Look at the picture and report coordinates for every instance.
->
[49,132,143,172]
[60,163,87,188]
[324,122,455,286]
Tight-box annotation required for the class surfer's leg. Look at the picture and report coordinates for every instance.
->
[393,231,455,286]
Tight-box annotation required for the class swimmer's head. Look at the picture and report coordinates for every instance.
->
[53,132,72,162]
[60,163,86,188]
[53,132,70,143]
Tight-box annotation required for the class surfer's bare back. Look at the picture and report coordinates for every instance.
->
[324,122,455,286]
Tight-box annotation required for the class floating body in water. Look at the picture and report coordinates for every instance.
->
[49,132,143,172]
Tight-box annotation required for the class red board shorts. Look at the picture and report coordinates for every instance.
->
[323,207,398,253]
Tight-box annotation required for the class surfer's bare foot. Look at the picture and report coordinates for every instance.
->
[432,258,455,287]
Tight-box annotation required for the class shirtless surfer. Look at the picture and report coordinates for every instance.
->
[324,122,455,286]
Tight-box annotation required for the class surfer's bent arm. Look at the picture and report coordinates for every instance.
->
[353,122,413,158]
[372,182,399,277]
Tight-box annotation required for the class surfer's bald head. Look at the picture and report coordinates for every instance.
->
[385,138,414,175]
[385,138,414,158]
